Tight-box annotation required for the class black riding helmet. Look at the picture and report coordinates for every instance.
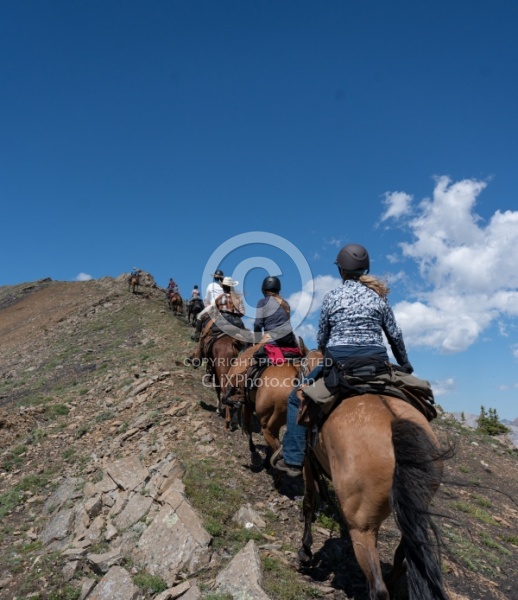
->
[212,269,224,281]
[335,244,370,277]
[262,276,281,295]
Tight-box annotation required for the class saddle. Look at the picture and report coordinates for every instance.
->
[297,355,437,428]
[223,344,303,406]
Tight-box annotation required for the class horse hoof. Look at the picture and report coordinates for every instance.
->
[298,547,312,565]
[250,452,263,469]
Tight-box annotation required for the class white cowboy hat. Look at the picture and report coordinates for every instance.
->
[222,276,238,287]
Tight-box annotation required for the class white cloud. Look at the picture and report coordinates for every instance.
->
[288,275,341,348]
[75,272,93,281]
[287,274,340,320]
[293,322,317,347]
[380,191,413,222]
[385,176,518,353]
[430,377,456,396]
[325,237,342,248]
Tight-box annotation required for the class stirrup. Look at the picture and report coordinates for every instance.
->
[270,446,283,469]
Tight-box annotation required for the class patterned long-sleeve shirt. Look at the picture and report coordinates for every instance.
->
[317,279,409,365]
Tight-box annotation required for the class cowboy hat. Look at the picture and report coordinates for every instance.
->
[222,276,238,287]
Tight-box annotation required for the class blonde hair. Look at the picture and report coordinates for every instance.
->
[358,274,390,298]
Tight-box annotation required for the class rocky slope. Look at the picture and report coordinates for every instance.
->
[0,276,517,600]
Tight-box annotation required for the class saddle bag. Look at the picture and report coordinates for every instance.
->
[322,353,389,395]
[322,352,437,422]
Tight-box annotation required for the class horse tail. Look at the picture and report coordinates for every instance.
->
[390,418,449,600]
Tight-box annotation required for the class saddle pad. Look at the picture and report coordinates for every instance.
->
[263,345,303,364]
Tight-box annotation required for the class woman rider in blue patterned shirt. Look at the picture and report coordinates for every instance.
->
[273,243,413,477]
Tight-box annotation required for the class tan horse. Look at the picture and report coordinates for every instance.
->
[168,292,183,315]
[300,393,450,600]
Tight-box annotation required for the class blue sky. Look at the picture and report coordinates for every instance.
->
[2,1,518,419]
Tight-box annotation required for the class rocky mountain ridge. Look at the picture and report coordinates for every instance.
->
[1,276,517,600]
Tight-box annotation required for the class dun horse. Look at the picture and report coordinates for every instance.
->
[299,387,450,600]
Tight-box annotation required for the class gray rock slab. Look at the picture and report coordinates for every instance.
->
[84,495,102,518]
[134,491,211,586]
[215,540,270,600]
[87,547,124,575]
[106,456,149,491]
[181,585,201,600]
[63,560,79,581]
[83,515,105,543]
[95,473,119,494]
[107,489,129,518]
[79,578,97,600]
[154,580,191,600]
[85,566,139,600]
[43,477,83,515]
[40,508,75,546]
[114,492,153,529]
[232,504,267,530]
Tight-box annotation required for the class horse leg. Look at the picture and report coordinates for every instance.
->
[385,539,406,592]
[298,461,316,564]
[348,528,389,600]
[224,405,232,429]
[261,416,282,465]
[243,403,262,469]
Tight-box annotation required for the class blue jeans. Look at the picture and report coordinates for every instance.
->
[282,366,322,466]
[282,345,390,466]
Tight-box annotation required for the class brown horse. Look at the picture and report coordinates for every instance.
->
[230,339,309,468]
[204,334,245,427]
[168,292,183,315]
[242,360,302,468]
[299,393,450,600]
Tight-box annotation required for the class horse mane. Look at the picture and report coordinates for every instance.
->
[359,274,390,298]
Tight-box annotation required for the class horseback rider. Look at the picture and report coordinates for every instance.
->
[188,275,246,365]
[224,275,299,404]
[166,278,176,296]
[129,267,140,285]
[191,285,200,299]
[191,270,224,342]
[273,243,413,477]
[213,276,246,332]
[254,276,298,348]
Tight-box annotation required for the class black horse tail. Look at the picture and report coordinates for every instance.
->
[390,418,450,600]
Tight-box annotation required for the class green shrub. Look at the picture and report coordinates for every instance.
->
[132,572,167,593]
[477,406,510,436]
